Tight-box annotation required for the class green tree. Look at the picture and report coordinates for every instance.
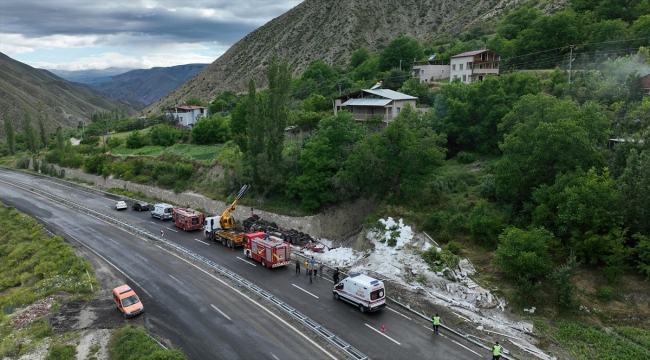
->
[548,251,579,312]
[286,111,364,211]
[301,94,330,113]
[191,116,230,144]
[350,47,370,69]
[354,57,380,81]
[378,36,424,72]
[125,130,145,149]
[107,137,124,149]
[301,60,338,84]
[399,78,431,105]
[4,115,15,155]
[230,101,248,152]
[185,97,205,106]
[337,105,446,199]
[23,106,39,153]
[263,56,292,166]
[36,102,49,149]
[468,200,504,248]
[618,149,650,236]
[494,95,610,204]
[246,78,263,183]
[149,124,180,146]
[635,233,650,280]
[494,227,554,280]
[497,7,542,40]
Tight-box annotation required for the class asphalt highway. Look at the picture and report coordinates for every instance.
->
[0,169,487,360]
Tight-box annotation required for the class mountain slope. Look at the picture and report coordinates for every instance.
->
[0,52,139,136]
[47,68,134,84]
[144,0,567,116]
[80,64,209,107]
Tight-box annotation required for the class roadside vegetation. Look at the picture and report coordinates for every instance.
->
[1,1,650,358]
[108,326,186,360]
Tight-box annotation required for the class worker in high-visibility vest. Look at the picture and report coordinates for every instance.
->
[432,314,441,334]
[492,341,502,360]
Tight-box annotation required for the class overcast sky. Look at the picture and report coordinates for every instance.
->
[0,0,301,70]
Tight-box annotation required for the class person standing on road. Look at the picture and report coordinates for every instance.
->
[305,260,310,276]
[309,256,315,270]
[309,268,313,283]
[313,262,319,277]
[333,267,340,284]
[492,341,501,360]
[160,229,164,237]
[295,259,300,273]
[433,313,441,334]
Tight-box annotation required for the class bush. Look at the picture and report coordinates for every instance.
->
[468,200,503,248]
[456,151,477,164]
[84,154,108,175]
[69,154,84,168]
[422,247,441,269]
[597,286,613,302]
[133,175,150,184]
[107,137,124,149]
[125,130,145,149]
[494,227,554,281]
[445,241,464,255]
[16,155,30,169]
[150,124,181,146]
[46,344,77,360]
[109,326,186,360]
[173,163,194,180]
[79,136,99,146]
[157,173,177,187]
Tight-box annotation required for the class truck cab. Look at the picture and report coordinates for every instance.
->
[333,274,386,313]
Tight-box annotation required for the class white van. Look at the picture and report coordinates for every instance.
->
[333,274,386,312]
[151,203,173,220]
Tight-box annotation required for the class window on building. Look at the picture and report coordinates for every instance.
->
[452,64,456,70]
[442,69,445,73]
[396,107,401,114]
[421,69,424,74]
[467,62,473,69]
[453,75,458,79]
[459,64,463,70]
[462,75,467,82]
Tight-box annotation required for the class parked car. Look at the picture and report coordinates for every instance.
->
[132,201,151,211]
[112,285,144,318]
[115,201,128,210]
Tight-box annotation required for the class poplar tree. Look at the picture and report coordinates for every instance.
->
[37,102,49,148]
[4,115,15,155]
[23,106,39,153]
[265,56,292,165]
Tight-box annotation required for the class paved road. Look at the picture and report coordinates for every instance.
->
[0,169,487,360]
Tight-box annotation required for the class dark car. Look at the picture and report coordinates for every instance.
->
[132,201,151,211]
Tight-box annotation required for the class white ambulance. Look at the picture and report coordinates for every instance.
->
[333,273,386,312]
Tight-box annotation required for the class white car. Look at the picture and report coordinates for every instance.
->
[115,201,128,210]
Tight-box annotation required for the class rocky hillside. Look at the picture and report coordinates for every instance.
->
[144,0,567,115]
[0,52,138,136]
[76,64,209,107]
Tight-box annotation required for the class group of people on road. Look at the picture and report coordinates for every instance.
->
[295,256,340,286]
[432,314,502,359]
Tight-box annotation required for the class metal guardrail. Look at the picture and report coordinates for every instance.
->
[0,177,369,360]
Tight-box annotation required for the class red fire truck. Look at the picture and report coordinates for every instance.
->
[172,208,204,231]
[243,232,292,268]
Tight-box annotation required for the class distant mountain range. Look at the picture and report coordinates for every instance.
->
[48,64,209,107]
[143,0,568,116]
[47,68,135,84]
[0,52,139,136]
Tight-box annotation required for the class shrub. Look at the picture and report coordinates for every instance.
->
[157,173,177,187]
[150,124,181,146]
[494,227,554,281]
[16,155,30,169]
[597,286,613,302]
[69,154,84,168]
[109,326,186,360]
[84,154,108,175]
[133,175,150,184]
[125,130,145,149]
[456,151,477,164]
[46,344,77,360]
[173,163,194,180]
[422,247,441,269]
[468,200,503,247]
[151,162,173,180]
[79,136,99,146]
[445,241,464,255]
[107,137,124,149]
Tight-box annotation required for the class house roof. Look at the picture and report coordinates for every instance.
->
[362,89,417,100]
[168,105,207,111]
[342,98,393,107]
[641,74,650,89]
[451,49,500,58]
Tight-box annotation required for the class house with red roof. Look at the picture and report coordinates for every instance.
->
[641,74,650,95]
[166,105,208,127]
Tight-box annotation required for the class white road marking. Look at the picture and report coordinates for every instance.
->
[451,339,483,357]
[150,221,156,224]
[236,257,256,266]
[270,353,280,360]
[169,274,183,285]
[71,193,78,197]
[108,239,119,244]
[105,206,111,209]
[291,284,319,298]
[194,238,210,245]
[135,254,148,262]
[163,250,337,360]
[167,228,178,233]
[365,323,401,345]
[386,306,412,320]
[210,304,232,321]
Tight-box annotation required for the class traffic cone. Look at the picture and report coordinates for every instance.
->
[380,324,386,332]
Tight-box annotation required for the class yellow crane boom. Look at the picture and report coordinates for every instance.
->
[219,184,251,230]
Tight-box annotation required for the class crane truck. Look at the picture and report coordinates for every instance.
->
[203,184,251,249]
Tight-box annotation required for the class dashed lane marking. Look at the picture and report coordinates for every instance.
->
[210,304,232,321]
[167,228,178,232]
[135,254,148,262]
[451,339,483,357]
[365,323,401,345]
[169,274,183,285]
[291,284,319,298]
[194,238,210,245]
[386,306,412,320]
[236,257,256,266]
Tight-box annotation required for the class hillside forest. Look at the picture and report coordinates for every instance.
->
[2,0,650,334]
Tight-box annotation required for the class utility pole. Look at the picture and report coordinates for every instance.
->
[568,45,575,85]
